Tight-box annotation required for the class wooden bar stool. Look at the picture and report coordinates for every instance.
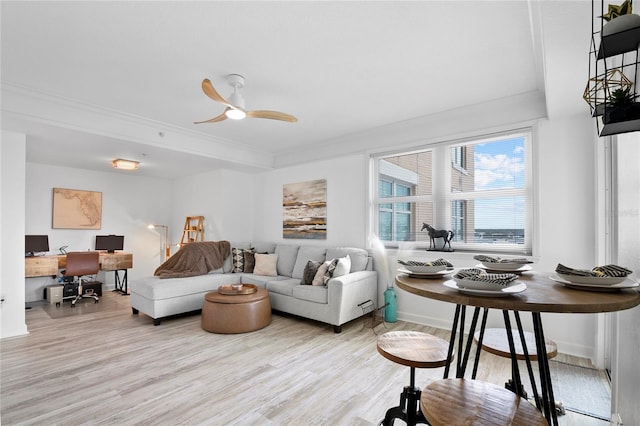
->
[376,330,449,426]
[421,378,548,426]
[474,327,559,412]
[476,328,558,361]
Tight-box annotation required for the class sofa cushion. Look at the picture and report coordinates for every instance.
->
[266,278,299,297]
[301,260,322,285]
[292,285,328,304]
[225,242,251,273]
[132,274,239,300]
[275,244,300,277]
[291,246,327,279]
[240,274,288,288]
[253,253,278,276]
[252,241,276,254]
[326,247,369,272]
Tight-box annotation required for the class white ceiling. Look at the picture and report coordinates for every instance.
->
[1,1,592,179]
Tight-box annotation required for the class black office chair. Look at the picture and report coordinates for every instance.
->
[62,252,100,307]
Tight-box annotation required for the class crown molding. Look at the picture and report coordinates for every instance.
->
[274,90,547,168]
[1,81,274,170]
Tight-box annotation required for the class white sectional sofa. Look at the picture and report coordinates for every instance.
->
[130,242,378,332]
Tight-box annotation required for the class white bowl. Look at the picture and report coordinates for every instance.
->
[454,277,518,291]
[556,273,627,286]
[403,264,447,274]
[481,262,529,271]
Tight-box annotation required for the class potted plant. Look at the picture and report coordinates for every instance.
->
[605,87,640,123]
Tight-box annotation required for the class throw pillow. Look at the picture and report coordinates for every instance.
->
[231,247,249,273]
[312,261,330,286]
[253,253,278,276]
[301,260,322,285]
[333,254,351,278]
[243,250,256,273]
[323,258,340,284]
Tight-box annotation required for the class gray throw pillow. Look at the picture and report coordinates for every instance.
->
[301,260,321,285]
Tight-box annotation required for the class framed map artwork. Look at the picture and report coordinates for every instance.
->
[52,188,102,229]
[283,179,327,239]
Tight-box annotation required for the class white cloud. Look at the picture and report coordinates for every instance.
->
[474,153,525,190]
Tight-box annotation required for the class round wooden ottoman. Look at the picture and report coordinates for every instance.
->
[201,287,271,334]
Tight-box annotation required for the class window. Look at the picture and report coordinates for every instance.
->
[452,146,466,170]
[378,178,414,241]
[371,130,532,254]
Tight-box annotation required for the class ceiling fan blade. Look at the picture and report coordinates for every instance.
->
[246,110,298,123]
[201,79,232,107]
[194,109,229,124]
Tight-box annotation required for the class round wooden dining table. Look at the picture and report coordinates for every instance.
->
[395,272,640,425]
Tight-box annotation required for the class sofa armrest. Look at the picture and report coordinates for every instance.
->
[327,270,378,326]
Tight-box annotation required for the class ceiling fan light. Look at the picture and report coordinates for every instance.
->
[112,158,139,170]
[225,108,247,120]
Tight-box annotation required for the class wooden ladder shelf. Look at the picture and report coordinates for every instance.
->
[180,216,204,247]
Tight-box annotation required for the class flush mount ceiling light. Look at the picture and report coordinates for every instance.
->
[112,159,139,170]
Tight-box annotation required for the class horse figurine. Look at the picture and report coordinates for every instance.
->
[421,223,454,250]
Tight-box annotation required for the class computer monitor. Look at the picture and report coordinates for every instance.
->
[95,235,124,253]
[25,235,49,256]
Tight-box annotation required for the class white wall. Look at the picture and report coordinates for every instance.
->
[252,154,367,247]
[172,169,255,244]
[610,134,640,425]
[533,114,600,358]
[24,162,172,302]
[1,133,29,338]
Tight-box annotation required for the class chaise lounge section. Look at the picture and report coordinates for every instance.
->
[130,242,378,332]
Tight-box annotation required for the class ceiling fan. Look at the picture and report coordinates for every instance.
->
[195,74,297,124]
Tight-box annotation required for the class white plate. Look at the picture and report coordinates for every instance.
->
[401,264,447,273]
[555,273,628,285]
[443,280,527,297]
[398,268,453,278]
[480,262,533,271]
[550,275,638,291]
[476,264,533,273]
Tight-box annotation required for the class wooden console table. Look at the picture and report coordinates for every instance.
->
[25,252,133,294]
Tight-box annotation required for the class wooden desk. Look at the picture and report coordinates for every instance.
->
[25,252,133,294]
[395,272,640,425]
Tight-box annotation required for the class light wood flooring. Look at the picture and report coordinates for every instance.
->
[2,292,609,425]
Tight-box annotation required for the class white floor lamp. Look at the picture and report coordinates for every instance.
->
[148,224,170,261]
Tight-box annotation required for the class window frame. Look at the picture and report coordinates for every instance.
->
[370,129,533,255]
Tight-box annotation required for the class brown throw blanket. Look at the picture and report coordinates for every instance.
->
[154,241,231,279]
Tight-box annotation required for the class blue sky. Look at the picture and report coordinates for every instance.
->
[472,137,525,229]
[474,137,525,191]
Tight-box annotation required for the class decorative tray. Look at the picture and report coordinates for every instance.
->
[218,284,257,295]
